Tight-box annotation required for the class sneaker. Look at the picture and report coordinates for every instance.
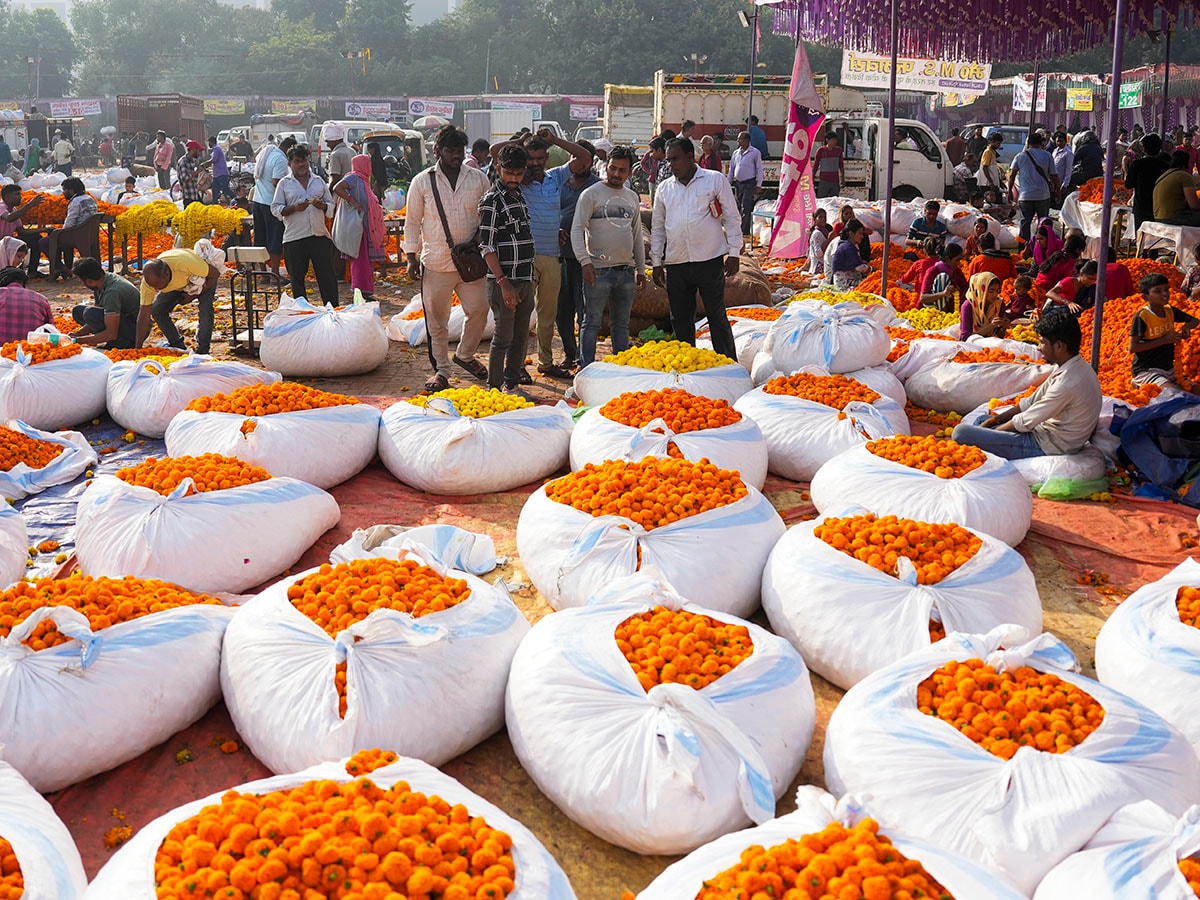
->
[501,383,531,400]
[537,363,574,380]
[516,369,533,385]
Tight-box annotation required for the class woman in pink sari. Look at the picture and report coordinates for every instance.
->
[331,154,386,300]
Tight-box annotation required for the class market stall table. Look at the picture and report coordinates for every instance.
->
[1135,220,1200,264]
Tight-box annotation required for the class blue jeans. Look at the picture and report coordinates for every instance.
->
[210,174,233,204]
[581,266,636,365]
[951,422,1045,459]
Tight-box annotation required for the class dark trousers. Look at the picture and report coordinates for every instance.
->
[152,287,216,354]
[72,304,136,349]
[283,235,339,307]
[557,256,585,364]
[486,278,534,388]
[210,174,233,205]
[1018,198,1052,244]
[665,257,736,360]
[733,179,756,236]
[157,167,171,190]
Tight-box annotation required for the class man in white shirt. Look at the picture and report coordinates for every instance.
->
[727,132,763,237]
[650,138,743,360]
[51,132,75,176]
[403,126,492,391]
[253,135,294,278]
[1051,131,1074,200]
[270,144,338,306]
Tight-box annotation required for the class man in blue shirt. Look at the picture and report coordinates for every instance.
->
[1007,132,1060,244]
[747,116,769,159]
[206,135,232,205]
[906,200,949,248]
[252,135,294,278]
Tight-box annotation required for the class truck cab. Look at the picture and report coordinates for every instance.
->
[824,116,954,202]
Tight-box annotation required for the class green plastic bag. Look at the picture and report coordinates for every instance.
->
[1033,477,1111,501]
[638,325,670,342]
[570,404,592,423]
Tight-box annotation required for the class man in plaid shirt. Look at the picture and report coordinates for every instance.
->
[0,269,51,342]
[178,141,204,205]
[479,144,536,395]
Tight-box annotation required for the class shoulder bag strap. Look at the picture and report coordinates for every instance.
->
[428,169,457,251]
[1021,151,1054,188]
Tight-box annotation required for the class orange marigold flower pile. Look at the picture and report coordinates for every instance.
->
[1079,293,1192,403]
[402,296,461,320]
[1180,857,1200,895]
[929,618,947,643]
[886,327,954,361]
[615,606,753,692]
[727,306,783,321]
[153,776,516,900]
[693,818,954,900]
[0,340,82,365]
[0,427,64,471]
[950,348,1035,365]
[815,513,983,585]
[1176,586,1200,627]
[0,836,22,899]
[1119,258,1183,292]
[53,313,76,333]
[187,382,360,416]
[545,457,747,530]
[105,347,188,362]
[0,574,222,652]
[19,191,67,225]
[599,389,742,434]
[867,435,985,478]
[116,453,272,497]
[762,372,880,408]
[1076,177,1133,206]
[917,658,1106,759]
[344,749,400,777]
[903,404,963,429]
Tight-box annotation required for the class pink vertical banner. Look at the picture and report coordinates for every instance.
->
[769,40,825,259]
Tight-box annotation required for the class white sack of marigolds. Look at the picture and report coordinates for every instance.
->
[221,548,529,774]
[0,504,26,589]
[904,346,1053,415]
[822,625,1200,896]
[0,761,87,898]
[74,454,340,594]
[572,340,753,407]
[634,784,1025,899]
[84,751,576,899]
[505,571,814,855]
[569,388,768,489]
[378,388,573,494]
[107,353,280,439]
[164,382,380,489]
[0,419,96,501]
[762,512,1042,689]
[1035,800,1200,900]
[258,295,389,377]
[0,573,236,792]
[734,371,909,482]
[809,434,1034,546]
[755,299,890,376]
[0,342,110,430]
[516,456,784,616]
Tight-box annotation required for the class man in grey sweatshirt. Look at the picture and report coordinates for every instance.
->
[570,144,647,365]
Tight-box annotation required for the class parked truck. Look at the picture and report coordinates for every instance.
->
[603,84,654,149]
[463,108,535,147]
[117,93,206,143]
[247,111,317,149]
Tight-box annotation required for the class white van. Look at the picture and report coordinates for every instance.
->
[824,116,955,202]
[311,120,395,169]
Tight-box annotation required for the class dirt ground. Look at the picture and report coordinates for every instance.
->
[35,265,1185,898]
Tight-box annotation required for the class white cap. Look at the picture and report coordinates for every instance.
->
[592,138,612,152]
[324,124,345,141]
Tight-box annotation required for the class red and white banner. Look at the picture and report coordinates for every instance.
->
[48,99,102,118]
[769,43,825,259]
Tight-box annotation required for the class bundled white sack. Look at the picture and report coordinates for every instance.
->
[697,314,773,371]
[847,362,907,406]
[636,785,1025,899]
[966,332,1044,360]
[1035,800,1200,899]
[505,571,814,855]
[165,393,381,489]
[569,390,768,489]
[107,355,280,439]
[104,166,132,184]
[0,762,87,898]
[762,514,1041,688]
[758,299,890,375]
[384,293,494,345]
[0,504,26,589]
[572,340,753,406]
[0,574,236,792]
[379,394,572,494]
[259,296,389,377]
[1096,558,1200,757]
[734,371,909,482]
[810,436,1034,546]
[789,291,899,327]
[905,350,1053,414]
[0,344,110,430]
[85,754,576,900]
[330,522,498,574]
[222,547,529,773]
[824,626,1200,895]
[516,456,784,615]
[75,470,340,594]
[0,419,95,500]
[887,336,967,382]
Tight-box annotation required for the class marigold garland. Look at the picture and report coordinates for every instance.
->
[599,389,741,433]
[866,435,984,478]
[407,386,532,417]
[615,606,753,692]
[604,340,734,374]
[116,454,272,497]
[186,383,360,416]
[171,201,250,248]
[0,428,64,471]
[815,513,982,585]
[112,200,180,240]
[1,340,82,365]
[917,658,1106,759]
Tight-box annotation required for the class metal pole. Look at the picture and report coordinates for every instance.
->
[1028,58,1040,138]
[880,0,899,287]
[484,39,491,95]
[1092,0,1129,371]
[1161,28,1172,134]
[748,10,758,124]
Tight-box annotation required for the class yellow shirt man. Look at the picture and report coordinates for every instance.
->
[139,248,210,307]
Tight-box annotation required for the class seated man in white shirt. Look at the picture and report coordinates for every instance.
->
[950,309,1102,459]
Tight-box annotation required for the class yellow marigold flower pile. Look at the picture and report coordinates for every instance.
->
[1180,857,1200,895]
[171,201,251,248]
[545,457,747,530]
[407,386,532,417]
[896,308,957,331]
[692,818,954,900]
[105,347,188,363]
[1007,323,1039,343]
[604,340,734,374]
[0,428,64,471]
[153,775,516,900]
[1177,586,1200,628]
[815,513,983,585]
[615,606,753,692]
[762,372,880,409]
[0,340,82,365]
[918,657,1106,760]
[599,389,741,433]
[344,748,400,777]
[867,435,985,478]
[950,348,1035,365]
[727,306,783,321]
[116,454,272,497]
[0,574,222,652]
[0,836,21,899]
[187,383,360,416]
[792,288,884,307]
